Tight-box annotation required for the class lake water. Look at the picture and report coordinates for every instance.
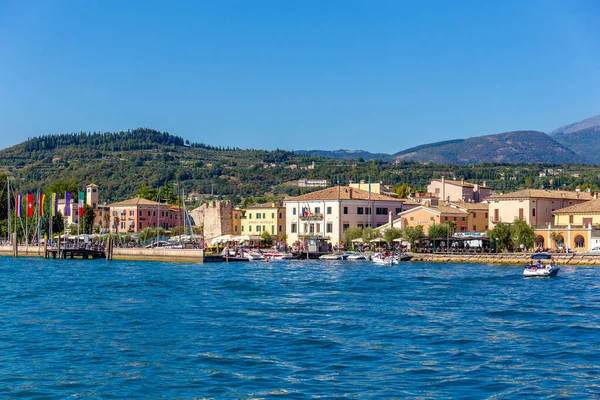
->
[1,257,599,398]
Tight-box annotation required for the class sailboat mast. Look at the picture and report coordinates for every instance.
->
[7,177,11,244]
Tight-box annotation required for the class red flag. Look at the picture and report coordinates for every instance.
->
[27,193,34,217]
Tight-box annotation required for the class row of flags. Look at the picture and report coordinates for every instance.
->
[14,191,85,218]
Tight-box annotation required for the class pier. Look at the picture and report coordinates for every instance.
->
[45,248,106,259]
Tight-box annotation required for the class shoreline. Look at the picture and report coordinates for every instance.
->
[2,245,600,265]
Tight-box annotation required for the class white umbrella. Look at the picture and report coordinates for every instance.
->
[370,237,385,243]
[351,238,364,243]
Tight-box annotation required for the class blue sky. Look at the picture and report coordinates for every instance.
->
[1,0,599,153]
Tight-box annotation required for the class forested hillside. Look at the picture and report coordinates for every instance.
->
[1,129,600,207]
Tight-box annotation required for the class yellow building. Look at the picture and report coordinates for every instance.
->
[241,202,286,241]
[533,197,600,252]
[232,207,242,235]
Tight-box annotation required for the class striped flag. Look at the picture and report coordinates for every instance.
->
[78,191,85,218]
[15,195,22,217]
[39,193,46,217]
[51,193,59,217]
[64,192,72,216]
[26,193,34,217]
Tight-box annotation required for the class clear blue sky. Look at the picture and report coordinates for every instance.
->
[1,0,599,153]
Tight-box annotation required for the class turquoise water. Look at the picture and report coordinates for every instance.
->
[1,257,599,398]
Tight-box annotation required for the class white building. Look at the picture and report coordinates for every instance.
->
[284,186,405,246]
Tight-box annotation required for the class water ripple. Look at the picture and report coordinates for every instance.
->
[1,258,600,397]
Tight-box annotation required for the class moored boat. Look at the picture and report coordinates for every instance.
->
[524,253,560,277]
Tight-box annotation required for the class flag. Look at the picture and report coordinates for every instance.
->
[78,191,85,218]
[15,195,22,217]
[64,192,72,216]
[52,193,59,217]
[39,193,46,217]
[27,193,34,217]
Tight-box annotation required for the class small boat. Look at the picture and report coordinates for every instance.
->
[243,250,265,261]
[263,252,295,261]
[524,253,560,277]
[319,252,349,260]
[399,253,413,262]
[372,253,398,265]
[346,253,371,261]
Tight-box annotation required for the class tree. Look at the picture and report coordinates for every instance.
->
[384,227,403,244]
[487,221,512,251]
[392,184,410,198]
[402,225,424,248]
[344,227,363,245]
[362,227,381,242]
[241,197,256,208]
[113,216,120,233]
[511,218,535,250]
[550,231,564,248]
[103,212,111,230]
[428,223,449,240]
[261,230,273,246]
[82,204,96,234]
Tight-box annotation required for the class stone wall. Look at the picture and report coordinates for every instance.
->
[189,200,233,239]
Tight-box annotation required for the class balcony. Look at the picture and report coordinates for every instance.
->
[299,213,324,221]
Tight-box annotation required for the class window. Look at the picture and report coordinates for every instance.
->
[234,214,238,219]
[357,223,364,229]
[148,211,151,217]
[235,226,238,232]
[272,213,275,219]
[93,203,97,209]
[153,211,156,217]
[139,210,142,216]
[316,224,320,233]
[343,207,348,214]
[519,208,524,219]
[395,208,402,215]
[473,225,476,231]
[366,208,371,215]
[485,212,488,219]
[461,217,465,221]
[376,208,388,215]
[430,216,434,221]
[130,210,134,216]
[327,207,332,215]
[343,223,350,231]
[326,223,332,233]
[113,211,117,217]
[460,226,466,231]
[256,213,260,219]
[139,222,142,229]
[357,207,364,215]
[532,208,536,217]
[249,213,253,219]
[315,207,321,215]
[444,216,448,221]
[271,225,274,234]
[291,223,297,233]
[120,222,125,229]
[453,217,457,221]
[293,208,297,215]
[263,225,266,232]
[569,215,574,224]
[92,188,97,193]
[309,224,315,233]
[249,225,252,232]
[279,212,282,218]
[473,212,476,218]
[279,225,282,232]
[242,226,245,232]
[410,216,414,221]
[262,213,266,219]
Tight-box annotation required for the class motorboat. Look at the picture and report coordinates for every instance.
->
[524,253,560,277]
[263,252,295,261]
[242,250,265,261]
[399,253,413,262]
[319,252,350,260]
[346,253,371,261]
[372,253,398,265]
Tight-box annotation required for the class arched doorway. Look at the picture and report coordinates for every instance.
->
[575,235,585,249]
[535,235,545,249]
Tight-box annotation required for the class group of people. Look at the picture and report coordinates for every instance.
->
[528,259,556,269]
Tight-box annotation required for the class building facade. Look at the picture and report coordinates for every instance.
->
[107,197,183,234]
[392,205,469,234]
[487,189,592,229]
[427,177,491,203]
[240,202,286,241]
[284,186,405,246]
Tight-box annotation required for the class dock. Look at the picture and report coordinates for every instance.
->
[46,248,106,259]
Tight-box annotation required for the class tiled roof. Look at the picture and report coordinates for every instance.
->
[285,186,404,202]
[108,197,164,207]
[487,189,592,201]
[553,198,600,214]
[399,204,467,216]
[245,202,284,209]
[449,202,489,211]
[432,179,476,188]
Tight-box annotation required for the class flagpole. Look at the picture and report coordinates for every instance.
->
[7,177,10,245]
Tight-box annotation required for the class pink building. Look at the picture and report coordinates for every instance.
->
[107,197,183,234]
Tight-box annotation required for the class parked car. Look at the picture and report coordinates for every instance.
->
[586,246,600,255]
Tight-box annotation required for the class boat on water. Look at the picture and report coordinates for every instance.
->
[262,252,295,261]
[372,253,399,265]
[319,252,350,260]
[346,253,371,261]
[523,253,560,277]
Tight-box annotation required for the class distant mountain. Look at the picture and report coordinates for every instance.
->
[548,114,600,165]
[392,131,584,165]
[550,114,600,135]
[295,149,392,161]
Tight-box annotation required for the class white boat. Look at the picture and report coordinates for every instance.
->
[372,253,398,265]
[319,252,349,260]
[243,250,265,261]
[523,254,560,277]
[263,252,295,261]
[347,253,371,261]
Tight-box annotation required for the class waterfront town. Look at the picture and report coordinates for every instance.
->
[10,176,600,255]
